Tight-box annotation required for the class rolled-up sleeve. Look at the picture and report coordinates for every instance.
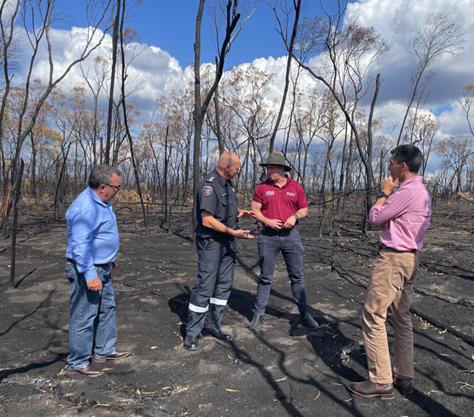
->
[369,188,411,226]
[68,207,98,281]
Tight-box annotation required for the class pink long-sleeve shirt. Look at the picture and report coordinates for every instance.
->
[369,176,431,251]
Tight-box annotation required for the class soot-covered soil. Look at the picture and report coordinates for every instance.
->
[0,201,473,416]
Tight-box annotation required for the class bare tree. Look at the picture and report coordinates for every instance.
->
[80,56,109,165]
[0,0,20,191]
[0,0,114,287]
[118,0,148,233]
[397,12,466,145]
[460,84,474,138]
[405,114,439,176]
[105,0,121,164]
[290,0,388,211]
[265,0,302,153]
[436,135,472,194]
[192,0,253,229]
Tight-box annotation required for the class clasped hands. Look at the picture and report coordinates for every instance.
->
[262,215,296,231]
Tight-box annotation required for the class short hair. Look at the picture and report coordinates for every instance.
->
[390,145,423,173]
[88,164,121,189]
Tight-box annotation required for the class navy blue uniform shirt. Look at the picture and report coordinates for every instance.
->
[195,169,238,238]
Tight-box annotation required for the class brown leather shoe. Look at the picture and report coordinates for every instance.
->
[94,350,131,363]
[348,380,394,400]
[67,364,104,377]
[394,378,413,394]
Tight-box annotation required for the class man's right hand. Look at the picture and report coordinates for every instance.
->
[87,277,102,291]
[233,229,254,239]
[265,219,283,230]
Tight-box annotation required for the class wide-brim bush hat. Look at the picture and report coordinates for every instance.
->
[259,152,292,172]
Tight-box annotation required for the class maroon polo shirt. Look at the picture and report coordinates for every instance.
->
[252,177,307,225]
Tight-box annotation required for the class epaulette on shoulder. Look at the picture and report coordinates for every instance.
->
[207,175,216,183]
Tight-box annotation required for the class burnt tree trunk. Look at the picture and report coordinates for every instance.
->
[10,159,24,288]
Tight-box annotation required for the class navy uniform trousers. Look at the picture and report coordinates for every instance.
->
[254,227,308,316]
[186,235,236,336]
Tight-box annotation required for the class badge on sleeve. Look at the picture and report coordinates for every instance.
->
[203,186,213,196]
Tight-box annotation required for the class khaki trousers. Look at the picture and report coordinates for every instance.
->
[362,248,419,384]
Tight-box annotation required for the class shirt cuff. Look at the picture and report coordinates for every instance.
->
[369,205,383,226]
[84,268,97,282]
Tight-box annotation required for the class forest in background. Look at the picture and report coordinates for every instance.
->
[1,0,473,244]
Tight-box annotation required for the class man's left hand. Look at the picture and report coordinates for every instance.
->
[110,261,117,269]
[87,277,102,291]
[380,176,399,195]
[282,215,297,229]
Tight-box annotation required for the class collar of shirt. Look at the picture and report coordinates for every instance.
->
[214,169,233,188]
[399,175,423,189]
[86,186,111,208]
[267,176,291,188]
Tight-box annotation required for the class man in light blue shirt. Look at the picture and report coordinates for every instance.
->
[66,165,130,377]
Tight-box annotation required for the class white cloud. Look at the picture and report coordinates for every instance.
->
[16,27,186,123]
[13,0,474,149]
[438,101,471,137]
[340,0,474,143]
[346,0,474,106]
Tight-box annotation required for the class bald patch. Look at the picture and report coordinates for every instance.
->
[218,151,239,169]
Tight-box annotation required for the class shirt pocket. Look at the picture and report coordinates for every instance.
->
[221,197,237,219]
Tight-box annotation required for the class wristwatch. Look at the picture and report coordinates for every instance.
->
[293,214,300,221]
[377,190,389,199]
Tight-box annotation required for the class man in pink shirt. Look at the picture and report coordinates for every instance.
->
[348,145,431,400]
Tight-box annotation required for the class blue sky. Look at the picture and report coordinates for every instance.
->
[19,0,474,164]
[54,0,339,70]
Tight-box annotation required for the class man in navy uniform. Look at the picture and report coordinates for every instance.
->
[249,152,319,330]
[184,151,253,350]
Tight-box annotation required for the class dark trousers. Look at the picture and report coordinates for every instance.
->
[254,228,308,316]
[186,235,236,336]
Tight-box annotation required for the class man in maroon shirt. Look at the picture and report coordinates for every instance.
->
[248,152,319,330]
[348,145,431,400]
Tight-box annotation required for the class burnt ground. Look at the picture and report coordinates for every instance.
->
[0,200,474,417]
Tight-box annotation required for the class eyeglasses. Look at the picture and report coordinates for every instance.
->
[106,184,121,192]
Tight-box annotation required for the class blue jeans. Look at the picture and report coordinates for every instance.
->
[66,263,117,370]
[254,228,308,316]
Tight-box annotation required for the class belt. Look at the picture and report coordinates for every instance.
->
[379,244,417,253]
[66,258,110,267]
[264,226,295,235]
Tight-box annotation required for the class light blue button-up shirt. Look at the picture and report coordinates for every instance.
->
[66,187,120,281]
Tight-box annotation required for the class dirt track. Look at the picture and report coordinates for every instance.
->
[1,202,474,416]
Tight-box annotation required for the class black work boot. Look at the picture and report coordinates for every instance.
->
[300,311,319,329]
[248,315,264,330]
[184,335,199,351]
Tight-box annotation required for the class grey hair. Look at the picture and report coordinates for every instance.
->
[88,164,121,189]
